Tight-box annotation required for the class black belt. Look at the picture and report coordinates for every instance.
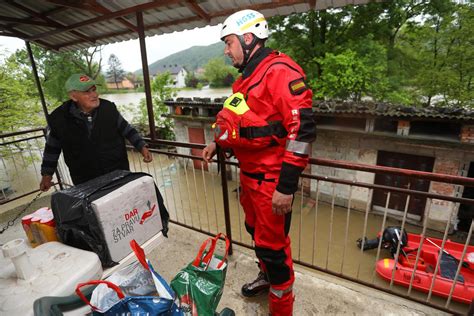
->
[242,171,275,182]
[240,121,287,139]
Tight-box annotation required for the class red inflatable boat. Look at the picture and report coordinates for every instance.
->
[374,232,474,304]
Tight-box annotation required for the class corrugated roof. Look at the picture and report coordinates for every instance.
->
[0,0,376,51]
[163,99,474,122]
[314,101,474,122]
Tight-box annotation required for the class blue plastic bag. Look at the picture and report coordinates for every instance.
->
[76,240,183,316]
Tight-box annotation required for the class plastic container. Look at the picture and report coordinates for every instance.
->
[21,214,38,247]
[38,215,58,243]
[0,239,102,316]
[29,216,44,247]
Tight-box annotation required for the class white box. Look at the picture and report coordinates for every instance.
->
[90,176,162,262]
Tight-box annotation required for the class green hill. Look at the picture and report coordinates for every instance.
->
[135,42,225,74]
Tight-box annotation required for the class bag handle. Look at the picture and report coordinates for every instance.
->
[75,280,125,311]
[192,236,217,269]
[214,233,230,269]
[130,239,150,270]
[192,233,230,269]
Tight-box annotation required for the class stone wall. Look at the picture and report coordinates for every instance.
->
[312,129,473,231]
[173,115,474,232]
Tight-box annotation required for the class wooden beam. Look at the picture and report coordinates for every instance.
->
[0,30,17,37]
[185,0,210,22]
[44,0,138,32]
[89,2,138,32]
[0,15,56,27]
[54,15,202,51]
[1,25,56,50]
[309,0,316,10]
[30,0,182,41]
[52,0,310,51]
[43,6,69,16]
[6,0,95,43]
[42,0,98,12]
[207,0,308,20]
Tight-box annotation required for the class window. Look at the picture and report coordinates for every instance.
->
[410,121,461,141]
[316,116,366,131]
[374,118,398,133]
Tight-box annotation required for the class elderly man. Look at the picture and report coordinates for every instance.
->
[40,73,152,190]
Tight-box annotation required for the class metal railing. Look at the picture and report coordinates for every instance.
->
[0,128,72,205]
[137,139,473,314]
[2,130,473,314]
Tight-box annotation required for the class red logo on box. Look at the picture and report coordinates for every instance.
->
[140,204,156,224]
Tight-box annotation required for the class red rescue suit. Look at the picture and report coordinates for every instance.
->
[214,47,316,316]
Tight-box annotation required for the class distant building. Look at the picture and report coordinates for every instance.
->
[195,67,205,77]
[152,64,187,88]
[106,77,135,90]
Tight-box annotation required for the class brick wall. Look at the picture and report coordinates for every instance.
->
[460,125,474,143]
[397,120,410,136]
[430,158,461,223]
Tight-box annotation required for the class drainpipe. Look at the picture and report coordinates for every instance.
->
[136,11,156,140]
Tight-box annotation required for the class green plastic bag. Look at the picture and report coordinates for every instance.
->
[171,233,230,316]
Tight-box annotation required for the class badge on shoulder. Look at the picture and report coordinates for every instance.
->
[289,78,308,95]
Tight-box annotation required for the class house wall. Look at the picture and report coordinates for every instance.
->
[172,115,474,232]
[174,120,219,173]
[175,69,187,88]
[106,79,134,89]
[312,129,473,231]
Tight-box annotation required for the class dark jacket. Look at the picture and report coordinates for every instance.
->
[47,99,130,184]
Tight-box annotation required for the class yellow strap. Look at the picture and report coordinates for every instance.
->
[240,17,266,32]
[223,92,249,115]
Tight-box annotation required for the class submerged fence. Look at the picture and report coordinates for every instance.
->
[1,129,473,314]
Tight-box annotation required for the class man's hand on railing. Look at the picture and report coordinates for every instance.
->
[141,146,153,163]
[202,142,217,163]
[39,175,53,192]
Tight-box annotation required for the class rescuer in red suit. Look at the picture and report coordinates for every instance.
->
[202,9,316,316]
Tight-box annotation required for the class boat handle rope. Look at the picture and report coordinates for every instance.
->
[425,237,472,270]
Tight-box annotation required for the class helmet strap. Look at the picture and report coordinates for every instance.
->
[237,34,260,72]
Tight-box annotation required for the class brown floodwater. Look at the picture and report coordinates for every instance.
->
[129,153,470,314]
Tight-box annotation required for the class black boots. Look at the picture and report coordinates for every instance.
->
[241,271,270,297]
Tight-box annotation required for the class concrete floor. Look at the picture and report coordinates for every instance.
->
[0,196,454,315]
[150,224,448,316]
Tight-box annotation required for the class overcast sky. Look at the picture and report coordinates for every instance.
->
[0,24,222,73]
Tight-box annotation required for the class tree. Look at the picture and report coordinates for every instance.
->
[0,50,42,133]
[397,2,473,107]
[312,46,388,101]
[10,43,105,104]
[107,54,126,89]
[267,1,472,106]
[121,72,176,140]
[203,58,238,88]
[185,71,200,88]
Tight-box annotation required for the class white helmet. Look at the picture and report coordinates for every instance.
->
[220,9,269,40]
